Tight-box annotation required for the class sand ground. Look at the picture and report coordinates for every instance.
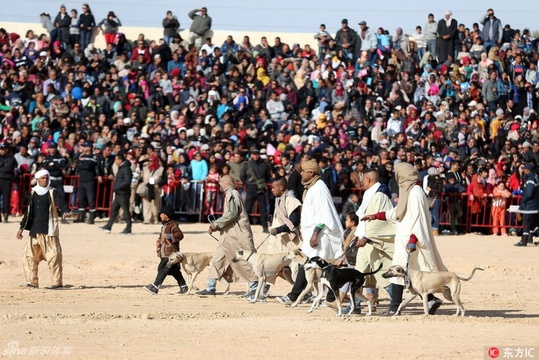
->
[0,217,538,359]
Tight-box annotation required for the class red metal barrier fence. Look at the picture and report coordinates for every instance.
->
[12,175,523,233]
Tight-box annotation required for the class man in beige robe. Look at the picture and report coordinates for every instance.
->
[267,177,301,287]
[354,169,395,312]
[196,175,257,296]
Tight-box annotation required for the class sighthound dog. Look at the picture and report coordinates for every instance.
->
[382,265,483,316]
[305,256,383,316]
[166,252,230,294]
[231,249,300,303]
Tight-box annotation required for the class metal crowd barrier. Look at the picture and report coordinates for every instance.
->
[12,174,525,235]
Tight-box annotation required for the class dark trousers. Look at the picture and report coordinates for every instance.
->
[78,181,96,211]
[0,179,12,216]
[245,188,268,227]
[50,179,66,203]
[390,284,436,312]
[153,258,186,288]
[287,265,336,302]
[522,213,539,237]
[105,193,132,231]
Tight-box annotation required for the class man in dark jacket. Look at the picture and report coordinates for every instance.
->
[43,142,67,203]
[74,142,99,224]
[99,154,133,235]
[0,142,16,223]
[240,149,271,233]
[515,164,539,246]
[162,11,180,45]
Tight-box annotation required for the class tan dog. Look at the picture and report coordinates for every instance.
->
[166,252,230,294]
[231,249,301,303]
[382,265,483,316]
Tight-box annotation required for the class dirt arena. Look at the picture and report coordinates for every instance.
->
[1,217,538,359]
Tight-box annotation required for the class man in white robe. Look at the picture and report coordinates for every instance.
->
[277,159,343,304]
[362,162,446,315]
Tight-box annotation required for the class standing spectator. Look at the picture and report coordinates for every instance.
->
[414,25,426,59]
[42,142,67,208]
[424,13,438,57]
[514,164,539,246]
[197,176,257,297]
[141,155,164,224]
[203,163,220,216]
[78,3,95,51]
[143,205,187,295]
[0,143,16,223]
[54,5,70,49]
[491,180,512,236]
[99,154,133,235]
[314,23,332,60]
[479,8,503,53]
[335,19,358,61]
[240,149,271,233]
[162,11,180,46]
[357,21,376,63]
[69,9,80,49]
[40,13,57,43]
[16,170,71,289]
[437,10,458,64]
[188,7,212,50]
[98,11,121,45]
[74,142,99,224]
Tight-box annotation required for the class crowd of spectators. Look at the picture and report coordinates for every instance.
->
[1,5,539,234]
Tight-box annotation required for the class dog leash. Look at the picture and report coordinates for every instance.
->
[245,233,272,261]
[207,214,220,242]
[404,252,411,288]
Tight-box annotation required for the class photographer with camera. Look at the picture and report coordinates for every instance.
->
[240,148,271,233]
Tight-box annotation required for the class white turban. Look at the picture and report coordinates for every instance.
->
[33,169,51,195]
[444,9,452,16]
[34,169,50,179]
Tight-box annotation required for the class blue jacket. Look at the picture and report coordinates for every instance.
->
[518,172,539,214]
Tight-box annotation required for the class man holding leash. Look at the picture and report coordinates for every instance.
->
[277,159,343,305]
[16,169,71,289]
[265,177,302,292]
[197,175,258,296]
[362,162,446,315]
[354,168,395,313]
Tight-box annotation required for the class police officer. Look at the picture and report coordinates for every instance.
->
[240,148,271,233]
[74,141,99,224]
[43,141,67,203]
[0,142,16,223]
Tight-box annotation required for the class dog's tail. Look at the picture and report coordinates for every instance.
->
[362,263,383,276]
[457,267,484,281]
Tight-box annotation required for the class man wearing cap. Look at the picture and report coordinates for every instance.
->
[515,164,539,246]
[0,142,16,223]
[43,142,67,207]
[99,154,133,235]
[74,142,99,224]
[358,21,377,61]
[240,149,271,233]
[335,19,358,60]
[277,159,343,305]
[16,169,71,289]
[188,7,212,50]
[197,176,257,297]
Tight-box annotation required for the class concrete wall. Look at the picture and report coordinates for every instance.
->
[1,21,318,50]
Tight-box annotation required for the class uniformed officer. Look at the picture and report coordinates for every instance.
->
[74,141,99,224]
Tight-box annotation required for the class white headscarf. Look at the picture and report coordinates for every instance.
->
[33,169,51,196]
[444,10,453,27]
[354,182,381,238]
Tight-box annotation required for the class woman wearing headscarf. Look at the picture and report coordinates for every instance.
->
[197,175,257,297]
[141,155,164,224]
[362,162,446,315]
